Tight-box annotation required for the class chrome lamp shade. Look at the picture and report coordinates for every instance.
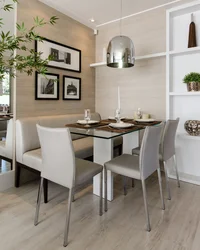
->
[107,36,135,68]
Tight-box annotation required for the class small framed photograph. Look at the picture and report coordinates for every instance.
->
[35,38,81,73]
[35,72,59,100]
[63,75,81,100]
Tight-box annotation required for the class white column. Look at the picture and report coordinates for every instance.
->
[93,138,113,201]
[123,131,139,154]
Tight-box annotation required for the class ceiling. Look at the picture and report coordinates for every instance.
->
[39,0,181,28]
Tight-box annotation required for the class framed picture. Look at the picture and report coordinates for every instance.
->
[35,38,81,73]
[35,72,59,100]
[63,75,81,100]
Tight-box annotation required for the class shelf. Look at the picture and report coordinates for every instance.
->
[177,133,200,141]
[90,52,166,68]
[169,92,200,96]
[169,46,200,56]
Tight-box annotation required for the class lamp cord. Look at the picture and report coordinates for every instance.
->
[120,0,122,36]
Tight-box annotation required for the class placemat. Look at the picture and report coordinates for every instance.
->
[132,120,162,126]
[95,125,145,134]
[65,121,109,129]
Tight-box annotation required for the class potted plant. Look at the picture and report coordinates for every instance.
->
[0,0,58,82]
[183,72,200,92]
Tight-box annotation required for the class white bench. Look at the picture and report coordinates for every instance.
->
[15,113,122,201]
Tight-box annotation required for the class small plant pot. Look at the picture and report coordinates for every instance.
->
[187,81,200,91]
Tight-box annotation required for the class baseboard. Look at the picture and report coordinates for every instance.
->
[169,173,200,186]
[0,170,15,191]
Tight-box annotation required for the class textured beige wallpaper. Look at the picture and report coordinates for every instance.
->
[16,0,95,118]
[95,0,192,120]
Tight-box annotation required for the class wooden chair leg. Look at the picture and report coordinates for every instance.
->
[43,179,48,203]
[15,163,21,188]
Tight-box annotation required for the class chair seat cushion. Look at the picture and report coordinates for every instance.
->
[0,140,6,158]
[113,136,123,147]
[75,158,103,186]
[105,154,141,180]
[132,147,140,155]
[73,137,93,159]
[22,148,42,171]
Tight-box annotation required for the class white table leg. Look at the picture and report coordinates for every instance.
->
[93,138,113,201]
[123,131,139,154]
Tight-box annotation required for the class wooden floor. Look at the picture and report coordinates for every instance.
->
[0,176,200,250]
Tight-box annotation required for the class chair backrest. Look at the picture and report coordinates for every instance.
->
[139,123,164,180]
[36,125,75,189]
[161,118,179,161]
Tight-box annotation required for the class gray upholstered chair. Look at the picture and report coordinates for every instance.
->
[104,124,165,232]
[133,118,180,200]
[34,125,103,247]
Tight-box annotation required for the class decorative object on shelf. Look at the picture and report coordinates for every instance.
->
[188,13,197,48]
[107,0,135,68]
[184,120,200,136]
[63,76,81,100]
[35,38,81,73]
[183,72,200,91]
[35,72,59,100]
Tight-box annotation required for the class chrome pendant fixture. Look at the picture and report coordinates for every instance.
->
[107,0,135,68]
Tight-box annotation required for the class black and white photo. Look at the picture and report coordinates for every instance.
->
[35,72,59,100]
[63,76,81,100]
[35,38,81,72]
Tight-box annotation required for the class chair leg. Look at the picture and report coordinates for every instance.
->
[63,188,73,247]
[15,163,21,188]
[163,161,171,200]
[104,167,108,212]
[34,178,44,226]
[173,155,180,188]
[141,179,151,232]
[123,176,128,196]
[157,167,165,210]
[43,179,48,204]
[99,171,103,216]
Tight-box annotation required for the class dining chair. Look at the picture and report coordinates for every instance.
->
[132,118,180,200]
[34,125,103,247]
[104,123,165,232]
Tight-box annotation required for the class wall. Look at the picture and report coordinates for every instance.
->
[95,0,191,119]
[16,0,95,118]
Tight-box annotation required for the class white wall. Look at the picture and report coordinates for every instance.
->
[95,0,192,119]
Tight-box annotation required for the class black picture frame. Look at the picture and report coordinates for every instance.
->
[63,75,81,100]
[35,72,59,100]
[35,38,81,73]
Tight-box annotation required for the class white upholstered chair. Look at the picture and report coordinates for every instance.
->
[133,119,180,200]
[35,125,103,247]
[104,124,165,232]
[0,119,13,169]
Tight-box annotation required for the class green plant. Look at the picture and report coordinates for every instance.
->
[183,72,200,83]
[0,0,58,81]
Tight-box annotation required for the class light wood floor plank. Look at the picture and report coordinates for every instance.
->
[0,176,200,250]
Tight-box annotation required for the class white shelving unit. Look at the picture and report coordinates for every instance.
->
[166,0,200,184]
[90,52,166,68]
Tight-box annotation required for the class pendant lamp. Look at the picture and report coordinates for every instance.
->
[107,0,135,68]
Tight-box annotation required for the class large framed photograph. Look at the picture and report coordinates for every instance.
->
[35,72,59,100]
[63,75,81,100]
[35,38,81,73]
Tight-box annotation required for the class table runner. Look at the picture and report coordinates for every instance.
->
[95,125,145,133]
[65,121,109,129]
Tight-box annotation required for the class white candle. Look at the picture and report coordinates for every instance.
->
[118,86,121,110]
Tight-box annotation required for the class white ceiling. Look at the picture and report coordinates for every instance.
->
[39,0,182,28]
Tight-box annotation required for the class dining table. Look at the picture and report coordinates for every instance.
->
[67,119,161,201]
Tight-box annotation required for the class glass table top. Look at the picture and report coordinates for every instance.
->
[68,126,144,139]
